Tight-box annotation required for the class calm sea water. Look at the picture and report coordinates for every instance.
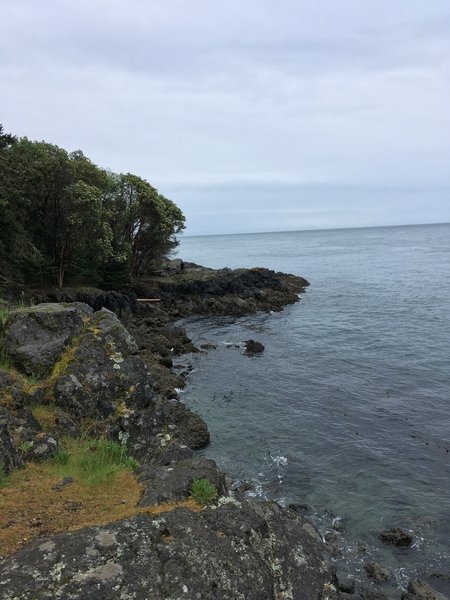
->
[176,224,450,588]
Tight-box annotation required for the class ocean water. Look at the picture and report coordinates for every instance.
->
[176,223,450,587]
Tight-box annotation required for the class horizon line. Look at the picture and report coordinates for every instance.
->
[181,220,450,239]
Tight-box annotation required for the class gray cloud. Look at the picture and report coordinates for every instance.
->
[1,0,449,234]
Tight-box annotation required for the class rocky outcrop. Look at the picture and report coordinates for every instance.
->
[108,397,210,464]
[0,268,340,600]
[1,303,209,467]
[139,265,309,317]
[0,500,335,600]
[47,288,138,317]
[53,308,154,418]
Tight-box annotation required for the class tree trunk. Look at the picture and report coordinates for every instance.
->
[57,267,64,288]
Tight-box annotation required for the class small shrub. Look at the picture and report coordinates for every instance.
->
[18,440,34,455]
[190,478,217,505]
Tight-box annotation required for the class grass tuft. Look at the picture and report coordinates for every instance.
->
[52,447,70,466]
[190,478,217,505]
[18,441,33,455]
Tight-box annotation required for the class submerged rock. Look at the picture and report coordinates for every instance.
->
[364,562,393,585]
[402,579,448,600]
[379,527,414,547]
[0,500,334,600]
[244,339,265,355]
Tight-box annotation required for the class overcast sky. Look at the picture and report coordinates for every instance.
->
[2,1,449,235]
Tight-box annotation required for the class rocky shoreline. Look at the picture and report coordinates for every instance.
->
[0,264,446,599]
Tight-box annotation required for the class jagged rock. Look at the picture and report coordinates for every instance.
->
[159,355,173,368]
[0,371,46,472]
[159,398,210,449]
[244,339,265,354]
[379,527,414,547]
[402,579,444,600]
[109,397,209,463]
[0,407,24,474]
[200,343,217,350]
[5,303,93,376]
[352,590,389,600]
[26,433,58,462]
[0,500,334,600]
[137,457,227,506]
[53,308,154,417]
[364,562,392,584]
[325,530,338,543]
[46,288,137,317]
[337,577,355,594]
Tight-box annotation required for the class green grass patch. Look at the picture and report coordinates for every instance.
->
[52,446,70,465]
[48,437,138,485]
[190,478,217,505]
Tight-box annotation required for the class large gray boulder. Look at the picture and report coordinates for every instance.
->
[0,500,335,600]
[53,308,154,417]
[5,303,93,376]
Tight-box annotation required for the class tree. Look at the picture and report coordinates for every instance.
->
[0,124,17,150]
[112,173,185,277]
[54,181,113,287]
[0,132,185,286]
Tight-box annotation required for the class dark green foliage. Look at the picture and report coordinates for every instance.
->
[0,125,185,287]
[190,478,218,505]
